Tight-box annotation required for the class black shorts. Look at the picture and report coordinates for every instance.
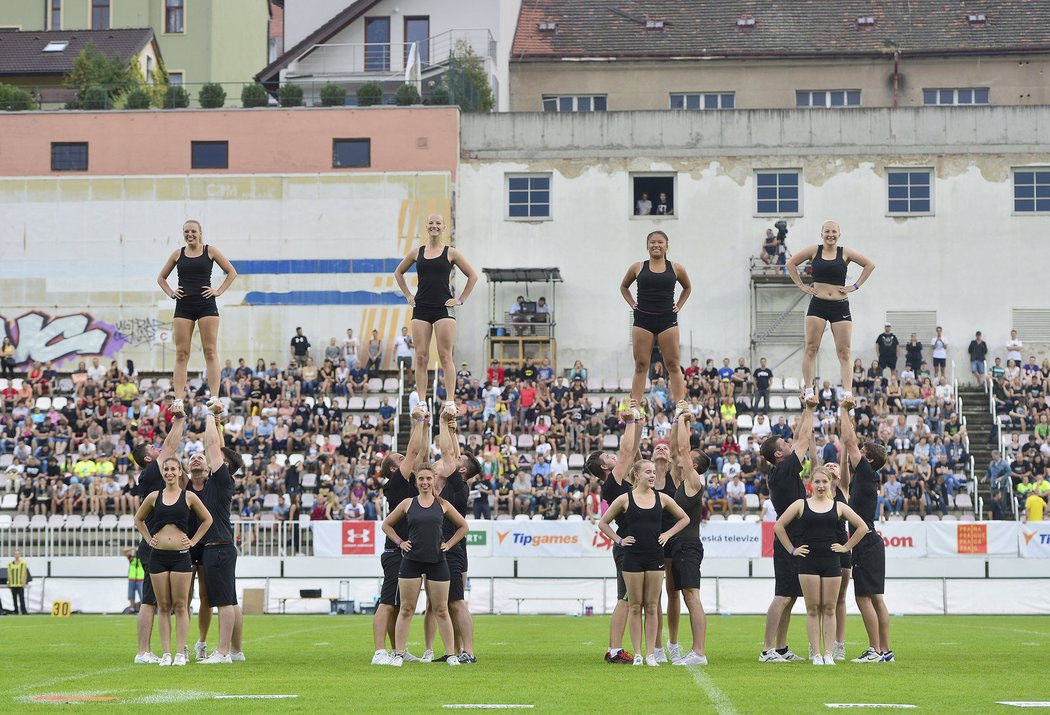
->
[379,550,403,607]
[799,556,842,578]
[773,543,803,598]
[613,544,627,600]
[190,544,204,566]
[149,548,192,574]
[806,296,851,323]
[446,547,468,602]
[933,357,946,368]
[839,547,852,570]
[622,547,665,573]
[670,538,703,591]
[399,556,450,581]
[137,541,156,606]
[877,354,898,371]
[174,298,219,322]
[202,543,238,607]
[412,305,455,324]
[851,531,886,596]
[633,310,678,336]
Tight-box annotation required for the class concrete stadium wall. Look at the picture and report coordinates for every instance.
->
[456,107,1050,379]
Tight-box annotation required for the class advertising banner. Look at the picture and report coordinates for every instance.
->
[491,520,587,557]
[872,522,928,558]
[1018,522,1050,558]
[703,521,761,558]
[313,521,378,557]
[927,521,1017,557]
[465,520,493,557]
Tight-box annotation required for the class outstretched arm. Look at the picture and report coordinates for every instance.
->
[402,406,430,477]
[611,403,641,482]
[791,393,819,462]
[437,408,458,477]
[204,411,224,472]
[159,408,186,461]
[839,402,862,470]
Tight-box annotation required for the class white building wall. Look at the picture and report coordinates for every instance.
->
[456,108,1050,381]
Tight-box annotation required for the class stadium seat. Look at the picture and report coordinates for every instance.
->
[0,378,6,390]
[155,378,172,391]
[64,515,82,529]
[770,377,784,391]
[601,377,619,392]
[263,493,279,509]
[744,514,760,523]
[887,514,903,522]
[905,415,920,429]
[364,396,381,410]
[11,379,23,391]
[118,514,135,529]
[12,514,29,528]
[924,514,940,521]
[381,435,392,448]
[566,514,584,522]
[726,514,744,522]
[568,454,584,469]
[29,515,47,530]
[51,396,67,410]
[496,514,512,521]
[301,493,315,508]
[517,434,534,449]
[47,514,65,528]
[139,378,153,390]
[531,514,545,521]
[0,454,12,467]
[368,378,383,393]
[188,378,203,392]
[99,514,118,529]
[768,396,786,410]
[736,415,753,430]
[35,396,51,410]
[81,514,99,529]
[707,514,725,522]
[288,453,305,466]
[383,378,399,392]
[348,397,365,410]
[588,396,604,409]
[0,515,11,530]
[275,453,288,467]
[783,377,800,392]
[514,514,530,521]
[332,396,348,409]
[785,396,802,411]
[301,473,317,489]
[955,494,973,511]
[1,493,16,509]
[602,434,619,449]
[941,513,958,521]
[744,494,759,511]
[242,454,253,470]
[905,514,923,522]
[303,396,315,408]
[960,513,976,522]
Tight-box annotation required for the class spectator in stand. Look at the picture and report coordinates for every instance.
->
[753,358,773,414]
[1005,329,1023,366]
[967,331,988,386]
[717,359,735,399]
[349,364,369,397]
[0,336,15,378]
[876,324,900,376]
[705,475,727,517]
[536,357,554,386]
[394,327,414,380]
[365,330,383,373]
[533,296,551,325]
[760,228,780,266]
[929,327,949,379]
[904,333,923,375]
[486,360,505,387]
[732,358,752,398]
[879,472,903,519]
[726,473,746,513]
[568,360,588,386]
[323,337,342,365]
[290,327,311,367]
[343,329,360,369]
[1026,489,1046,522]
[512,470,534,515]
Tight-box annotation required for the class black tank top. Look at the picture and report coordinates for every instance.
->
[153,489,190,535]
[810,246,847,285]
[414,245,454,308]
[625,488,663,558]
[407,496,444,563]
[176,245,214,299]
[833,486,848,545]
[848,457,879,530]
[635,260,677,313]
[798,499,838,559]
[674,480,704,540]
[657,471,679,533]
[440,472,469,553]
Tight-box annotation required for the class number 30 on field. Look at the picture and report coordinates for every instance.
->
[51,600,71,617]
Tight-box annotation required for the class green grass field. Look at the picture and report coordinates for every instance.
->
[1,614,1046,713]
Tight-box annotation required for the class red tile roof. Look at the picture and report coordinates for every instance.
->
[512,1,1050,60]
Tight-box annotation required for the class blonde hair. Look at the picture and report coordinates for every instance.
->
[624,459,653,487]
[810,465,835,482]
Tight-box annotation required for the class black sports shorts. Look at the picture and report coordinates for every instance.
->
[379,550,403,607]
[851,531,886,596]
[839,548,852,570]
[773,542,803,598]
[612,544,627,601]
[412,305,455,324]
[174,298,219,322]
[633,310,678,336]
[622,546,665,573]
[190,544,204,566]
[203,543,238,607]
[137,541,156,606]
[445,547,468,602]
[149,548,192,574]
[798,556,842,578]
[670,538,704,591]
[399,556,450,581]
[806,297,851,323]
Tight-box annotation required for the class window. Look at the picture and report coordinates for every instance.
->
[404,16,429,67]
[191,141,228,170]
[42,41,69,52]
[922,88,989,106]
[333,139,370,168]
[51,142,88,171]
[541,95,607,112]
[887,170,933,215]
[168,71,183,85]
[632,175,675,217]
[50,0,61,30]
[507,174,551,219]
[92,0,110,29]
[756,171,800,215]
[146,56,153,85]
[795,90,860,108]
[165,0,185,33]
[1013,169,1050,214]
[670,92,735,110]
[365,17,391,72]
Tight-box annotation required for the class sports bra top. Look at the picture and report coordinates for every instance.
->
[152,489,190,535]
[810,246,847,286]
[635,260,677,313]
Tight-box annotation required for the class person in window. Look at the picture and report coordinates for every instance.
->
[635,192,652,216]
[655,192,673,216]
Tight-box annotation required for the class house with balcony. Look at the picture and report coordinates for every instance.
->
[256,0,521,109]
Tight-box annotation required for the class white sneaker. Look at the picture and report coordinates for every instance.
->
[371,649,390,666]
[672,651,708,666]
[823,654,836,666]
[420,649,434,663]
[134,652,161,664]
[389,654,404,667]
[194,641,207,661]
[198,652,232,664]
[632,654,644,666]
[811,655,824,666]
[833,641,846,661]
[230,651,246,662]
[446,656,461,667]
[645,654,659,667]
[782,649,806,662]
[401,650,421,663]
[158,653,173,667]
[852,647,883,663]
[667,643,682,662]
[759,649,787,663]
[173,653,187,666]
[654,647,667,663]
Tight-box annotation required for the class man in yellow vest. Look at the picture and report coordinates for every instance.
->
[7,550,29,615]
[124,546,145,613]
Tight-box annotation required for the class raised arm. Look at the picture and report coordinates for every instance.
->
[437,406,458,477]
[203,409,224,473]
[159,407,186,462]
[619,263,641,309]
[402,405,431,477]
[676,407,703,492]
[792,393,819,462]
[611,403,641,482]
[393,248,419,305]
[449,248,478,306]
[839,401,862,470]
[203,246,237,299]
[673,263,692,312]
[157,250,182,299]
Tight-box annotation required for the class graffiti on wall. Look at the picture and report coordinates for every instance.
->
[3,311,127,367]
[115,317,173,348]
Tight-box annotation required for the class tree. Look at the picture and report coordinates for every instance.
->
[124,87,152,109]
[163,84,190,109]
[0,83,34,111]
[446,39,494,112]
[319,82,346,107]
[241,83,269,108]
[64,42,135,107]
[198,83,226,108]
[356,80,383,107]
[278,83,304,107]
[82,85,112,110]
[395,83,421,106]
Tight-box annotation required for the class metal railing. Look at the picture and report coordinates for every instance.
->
[0,519,315,559]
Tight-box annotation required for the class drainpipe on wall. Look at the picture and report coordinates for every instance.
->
[893,51,901,108]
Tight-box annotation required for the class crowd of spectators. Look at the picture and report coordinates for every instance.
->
[2,324,1040,530]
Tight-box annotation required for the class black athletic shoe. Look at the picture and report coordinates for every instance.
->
[458,652,477,664]
[605,650,634,664]
[435,654,452,663]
